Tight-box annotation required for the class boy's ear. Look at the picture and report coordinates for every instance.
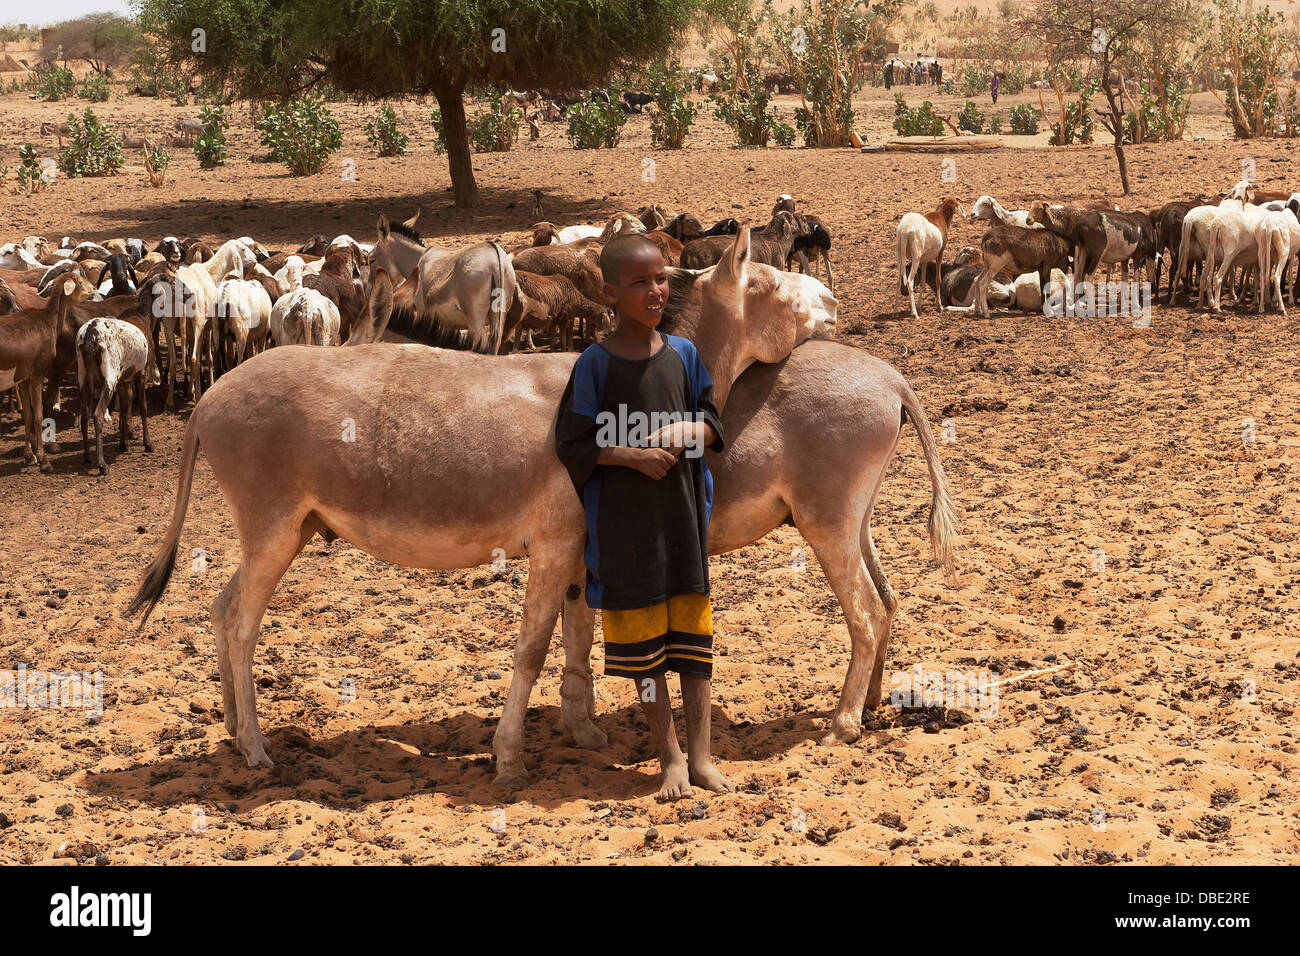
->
[600,281,618,307]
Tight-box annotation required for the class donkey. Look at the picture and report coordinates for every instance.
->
[129,227,838,780]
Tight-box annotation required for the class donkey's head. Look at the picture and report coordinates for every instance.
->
[680,226,837,410]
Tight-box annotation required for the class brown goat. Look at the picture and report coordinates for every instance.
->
[509,243,613,307]
[506,271,610,352]
[0,273,95,471]
[679,211,805,270]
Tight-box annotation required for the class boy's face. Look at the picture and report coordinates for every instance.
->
[604,247,669,331]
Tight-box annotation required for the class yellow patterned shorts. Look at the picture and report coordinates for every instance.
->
[601,592,713,679]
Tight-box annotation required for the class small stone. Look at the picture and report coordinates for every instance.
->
[1052,615,1067,633]
[671,848,688,861]
[488,671,502,680]
[923,720,941,733]
[644,828,659,843]
[0,813,12,828]
[287,849,304,861]
[136,526,147,534]
[1026,809,1044,821]
[46,597,60,609]
[400,854,414,864]
[54,588,68,599]
[55,803,74,818]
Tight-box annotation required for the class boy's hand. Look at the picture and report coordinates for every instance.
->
[648,421,713,457]
[630,446,679,479]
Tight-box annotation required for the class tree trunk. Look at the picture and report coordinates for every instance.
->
[433,82,478,208]
[1104,86,1131,195]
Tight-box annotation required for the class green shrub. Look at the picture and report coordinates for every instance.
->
[257,95,342,174]
[567,97,626,149]
[987,114,1004,134]
[648,60,699,149]
[773,121,797,146]
[1046,91,1093,145]
[78,74,110,102]
[893,94,945,136]
[712,65,790,148]
[429,108,448,154]
[193,105,229,168]
[365,104,409,156]
[56,108,123,177]
[957,100,985,133]
[144,143,171,186]
[937,78,957,96]
[469,99,522,152]
[17,143,48,192]
[1008,103,1040,135]
[35,67,75,102]
[961,65,987,97]
[1000,67,1026,95]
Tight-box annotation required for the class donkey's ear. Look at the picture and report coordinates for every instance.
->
[377,213,390,240]
[403,209,421,230]
[719,223,752,279]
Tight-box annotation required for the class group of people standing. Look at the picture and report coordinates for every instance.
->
[882,58,941,88]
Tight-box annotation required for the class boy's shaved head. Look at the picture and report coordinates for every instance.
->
[600,234,663,284]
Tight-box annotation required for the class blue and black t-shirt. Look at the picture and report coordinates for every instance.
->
[554,334,725,611]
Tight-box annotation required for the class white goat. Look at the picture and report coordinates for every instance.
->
[75,316,153,476]
[970,195,1042,229]
[895,197,961,317]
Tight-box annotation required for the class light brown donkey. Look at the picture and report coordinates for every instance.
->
[129,227,836,786]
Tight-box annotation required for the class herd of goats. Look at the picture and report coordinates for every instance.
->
[898,181,1300,319]
[0,195,833,477]
[1,178,1287,481]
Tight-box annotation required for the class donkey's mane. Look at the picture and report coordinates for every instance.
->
[388,220,424,245]
[381,302,484,353]
[661,267,706,335]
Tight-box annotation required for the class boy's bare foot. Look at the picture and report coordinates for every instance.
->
[689,759,736,793]
[657,758,693,802]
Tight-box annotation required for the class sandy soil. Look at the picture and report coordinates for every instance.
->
[0,86,1298,866]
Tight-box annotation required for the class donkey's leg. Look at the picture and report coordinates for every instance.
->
[493,543,578,791]
[802,519,885,746]
[860,519,899,711]
[558,574,605,749]
[215,521,314,768]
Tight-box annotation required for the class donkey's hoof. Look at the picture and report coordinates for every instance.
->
[495,764,529,793]
[239,737,275,769]
[821,715,862,746]
[567,719,608,750]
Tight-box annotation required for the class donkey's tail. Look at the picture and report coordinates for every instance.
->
[126,412,201,626]
[898,379,958,584]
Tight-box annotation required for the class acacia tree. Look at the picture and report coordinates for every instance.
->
[696,0,772,92]
[1200,0,1295,139]
[1019,0,1169,194]
[769,0,902,147]
[42,14,144,75]
[133,0,697,207]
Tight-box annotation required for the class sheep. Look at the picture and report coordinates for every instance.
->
[1175,204,1221,306]
[680,211,808,270]
[1150,198,1210,303]
[643,230,685,266]
[660,213,705,242]
[556,213,643,245]
[270,288,342,347]
[173,117,203,143]
[786,215,834,292]
[1030,201,1158,291]
[302,246,365,341]
[1205,181,1267,312]
[95,254,138,298]
[1253,199,1300,314]
[154,236,183,264]
[973,222,1073,318]
[75,316,154,475]
[895,196,962,317]
[0,243,47,272]
[637,204,675,231]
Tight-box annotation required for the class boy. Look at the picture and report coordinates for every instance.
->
[554,234,734,802]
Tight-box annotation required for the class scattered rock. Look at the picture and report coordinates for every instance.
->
[287,849,304,861]
[1052,615,1067,633]
[644,828,659,843]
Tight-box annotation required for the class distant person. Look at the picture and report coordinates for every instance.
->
[990,72,1000,105]
[935,61,943,85]
[884,60,892,89]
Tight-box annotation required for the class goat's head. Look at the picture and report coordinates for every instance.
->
[155,236,182,264]
[935,196,962,223]
[0,279,18,315]
[970,196,997,221]
[530,222,559,246]
[20,236,50,260]
[771,194,796,217]
[1229,181,1253,205]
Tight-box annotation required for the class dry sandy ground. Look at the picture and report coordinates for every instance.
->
[0,87,1298,865]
